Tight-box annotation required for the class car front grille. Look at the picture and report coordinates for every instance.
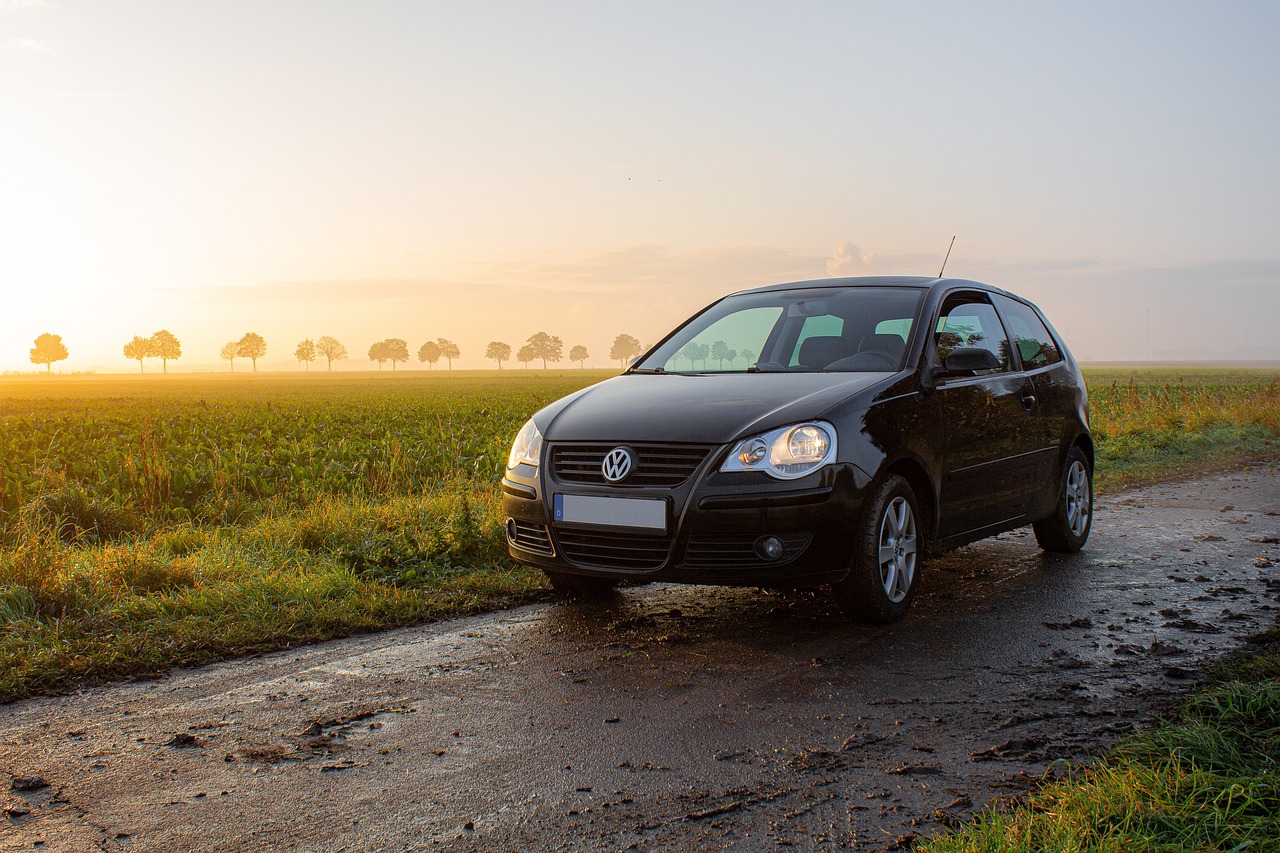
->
[553,527,672,571]
[550,443,713,487]
[681,533,812,568]
[508,520,554,557]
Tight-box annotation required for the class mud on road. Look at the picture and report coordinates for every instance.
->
[3,467,1279,852]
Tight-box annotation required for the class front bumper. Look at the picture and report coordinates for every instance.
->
[501,450,871,587]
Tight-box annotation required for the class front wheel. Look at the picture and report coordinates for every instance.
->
[831,475,922,624]
[1033,446,1093,552]
[544,570,618,598]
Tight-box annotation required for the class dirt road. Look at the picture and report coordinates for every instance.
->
[3,466,1278,851]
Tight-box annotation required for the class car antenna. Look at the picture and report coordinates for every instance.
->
[937,235,956,278]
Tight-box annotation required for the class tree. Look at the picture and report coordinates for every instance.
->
[220,341,239,371]
[237,332,267,371]
[295,338,317,370]
[436,338,460,369]
[740,348,756,368]
[385,338,409,370]
[29,333,68,373]
[417,340,442,369]
[523,331,563,369]
[316,335,347,371]
[485,341,512,369]
[569,345,589,368]
[610,333,642,367]
[368,340,390,370]
[149,329,181,374]
[516,343,536,368]
[676,341,701,369]
[124,335,151,373]
[710,340,734,369]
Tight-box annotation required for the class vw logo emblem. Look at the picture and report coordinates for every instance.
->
[601,447,634,482]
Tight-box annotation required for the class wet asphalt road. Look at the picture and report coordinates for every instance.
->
[3,466,1279,852]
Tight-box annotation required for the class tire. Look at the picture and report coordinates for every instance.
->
[1033,446,1093,552]
[544,570,618,598]
[831,475,922,624]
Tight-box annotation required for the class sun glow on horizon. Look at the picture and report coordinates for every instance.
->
[3,2,1279,373]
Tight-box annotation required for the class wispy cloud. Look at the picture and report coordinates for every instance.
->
[0,0,58,10]
[6,36,56,53]
[186,278,476,305]
[467,244,824,296]
[599,162,661,173]
[826,240,939,277]
[826,241,882,276]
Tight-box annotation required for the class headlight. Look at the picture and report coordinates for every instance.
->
[720,421,836,480]
[507,419,543,470]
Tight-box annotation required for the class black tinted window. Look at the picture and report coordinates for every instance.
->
[994,295,1062,368]
[934,293,1012,372]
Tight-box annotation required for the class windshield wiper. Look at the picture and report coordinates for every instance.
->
[626,367,667,375]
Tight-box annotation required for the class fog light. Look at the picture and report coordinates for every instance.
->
[754,536,785,561]
[505,518,518,541]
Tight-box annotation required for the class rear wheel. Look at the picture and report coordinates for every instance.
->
[544,570,618,598]
[831,475,921,623]
[1033,446,1092,552]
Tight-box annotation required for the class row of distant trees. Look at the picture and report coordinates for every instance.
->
[363,332,645,371]
[676,340,756,369]
[24,331,648,373]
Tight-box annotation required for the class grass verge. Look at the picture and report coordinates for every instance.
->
[918,631,1280,852]
[0,486,544,701]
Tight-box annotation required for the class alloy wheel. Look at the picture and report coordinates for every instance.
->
[1065,459,1091,538]
[877,496,917,603]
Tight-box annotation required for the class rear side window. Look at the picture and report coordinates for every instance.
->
[993,295,1062,368]
[934,293,1012,372]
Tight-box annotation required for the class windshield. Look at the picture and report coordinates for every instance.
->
[634,286,925,373]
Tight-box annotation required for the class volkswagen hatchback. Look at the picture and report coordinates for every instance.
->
[501,276,1091,622]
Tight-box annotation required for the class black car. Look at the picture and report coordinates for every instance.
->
[502,276,1092,622]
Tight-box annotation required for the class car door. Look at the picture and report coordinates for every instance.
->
[991,293,1074,517]
[932,291,1044,538]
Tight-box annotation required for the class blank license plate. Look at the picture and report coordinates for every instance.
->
[553,494,667,531]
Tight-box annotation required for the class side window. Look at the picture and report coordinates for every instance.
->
[934,293,1012,373]
[993,295,1062,368]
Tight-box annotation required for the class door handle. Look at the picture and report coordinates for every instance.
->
[1020,390,1036,412]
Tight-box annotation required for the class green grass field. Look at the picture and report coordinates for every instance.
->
[0,370,617,699]
[2,366,1278,700]
[4,366,1279,850]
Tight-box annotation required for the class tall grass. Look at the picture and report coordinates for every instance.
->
[0,486,541,699]
[1,368,1278,700]
[1087,373,1280,487]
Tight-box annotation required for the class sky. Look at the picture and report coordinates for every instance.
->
[2,0,1278,372]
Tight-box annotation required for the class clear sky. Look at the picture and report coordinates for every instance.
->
[2,0,1278,372]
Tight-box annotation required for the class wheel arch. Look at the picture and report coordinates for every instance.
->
[1071,432,1095,471]
[882,457,936,544]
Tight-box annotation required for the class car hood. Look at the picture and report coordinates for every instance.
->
[538,372,890,444]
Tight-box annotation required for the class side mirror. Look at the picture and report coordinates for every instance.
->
[942,347,1001,373]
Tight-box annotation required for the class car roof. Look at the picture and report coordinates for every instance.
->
[731,275,1019,300]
